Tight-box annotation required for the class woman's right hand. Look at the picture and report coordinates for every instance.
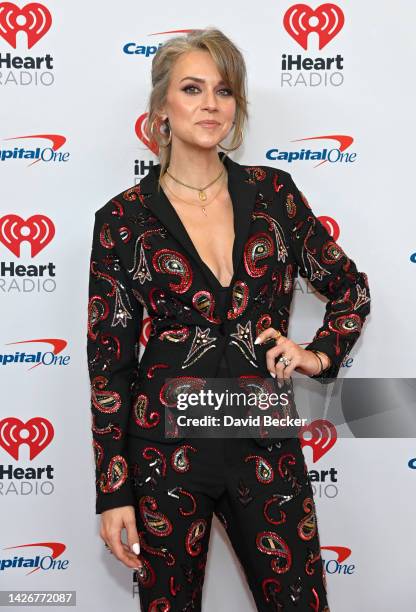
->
[100,505,143,570]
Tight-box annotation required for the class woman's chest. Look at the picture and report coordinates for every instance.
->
[167,193,235,287]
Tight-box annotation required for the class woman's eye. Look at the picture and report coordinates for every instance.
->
[182,85,233,96]
[182,85,200,94]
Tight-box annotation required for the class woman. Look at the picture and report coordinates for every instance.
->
[87,28,370,611]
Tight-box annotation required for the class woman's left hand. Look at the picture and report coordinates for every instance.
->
[254,327,331,380]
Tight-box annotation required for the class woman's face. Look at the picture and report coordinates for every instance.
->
[160,49,237,151]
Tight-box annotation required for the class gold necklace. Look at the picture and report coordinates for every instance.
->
[165,156,226,202]
[161,169,228,216]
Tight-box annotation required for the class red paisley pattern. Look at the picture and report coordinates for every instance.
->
[256,530,292,574]
[132,393,160,429]
[297,497,317,541]
[185,519,208,556]
[244,454,274,484]
[98,454,128,494]
[243,232,275,277]
[170,444,197,473]
[192,290,221,323]
[227,280,249,319]
[91,375,121,414]
[87,156,368,611]
[152,249,192,293]
[139,495,173,537]
[128,434,329,610]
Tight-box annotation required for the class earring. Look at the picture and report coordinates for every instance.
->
[218,124,243,152]
[150,116,172,147]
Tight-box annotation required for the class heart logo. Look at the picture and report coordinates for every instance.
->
[318,215,340,241]
[283,3,345,50]
[141,316,153,346]
[135,113,159,156]
[298,418,337,461]
[0,3,52,49]
[0,417,54,460]
[0,214,55,257]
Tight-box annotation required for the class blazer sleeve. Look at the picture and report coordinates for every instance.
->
[278,172,371,383]
[87,205,144,514]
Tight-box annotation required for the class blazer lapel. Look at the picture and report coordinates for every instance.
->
[138,152,259,310]
[226,154,259,286]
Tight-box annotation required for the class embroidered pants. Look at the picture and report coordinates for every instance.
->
[128,434,330,612]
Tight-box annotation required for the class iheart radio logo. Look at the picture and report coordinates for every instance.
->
[298,419,337,461]
[0,417,54,460]
[141,316,153,347]
[283,3,344,50]
[318,215,340,241]
[0,2,52,49]
[135,113,159,156]
[0,214,55,256]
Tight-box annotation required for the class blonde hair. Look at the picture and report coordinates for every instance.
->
[145,27,249,192]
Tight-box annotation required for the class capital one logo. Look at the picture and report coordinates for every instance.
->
[0,2,52,49]
[0,214,55,256]
[0,542,67,575]
[0,417,54,459]
[299,419,338,461]
[283,3,344,50]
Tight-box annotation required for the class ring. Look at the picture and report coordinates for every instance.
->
[278,355,291,367]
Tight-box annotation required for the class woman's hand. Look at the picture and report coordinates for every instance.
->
[100,505,143,570]
[254,328,331,380]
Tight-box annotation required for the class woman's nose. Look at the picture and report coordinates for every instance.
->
[201,89,218,109]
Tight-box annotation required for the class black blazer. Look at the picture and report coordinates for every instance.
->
[87,151,371,513]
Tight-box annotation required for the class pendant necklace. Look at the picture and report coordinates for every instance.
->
[166,156,225,208]
[162,173,227,216]
[162,162,228,216]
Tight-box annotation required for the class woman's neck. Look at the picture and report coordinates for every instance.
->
[167,146,225,186]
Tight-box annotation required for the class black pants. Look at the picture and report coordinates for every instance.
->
[127,433,330,612]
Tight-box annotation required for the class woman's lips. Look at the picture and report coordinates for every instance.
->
[197,121,220,127]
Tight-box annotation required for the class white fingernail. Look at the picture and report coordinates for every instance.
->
[132,542,140,555]
[270,372,276,378]
[254,337,261,344]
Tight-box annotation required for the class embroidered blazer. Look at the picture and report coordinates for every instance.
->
[87,151,371,513]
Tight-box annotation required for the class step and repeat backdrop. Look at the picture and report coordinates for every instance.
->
[1,1,415,611]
